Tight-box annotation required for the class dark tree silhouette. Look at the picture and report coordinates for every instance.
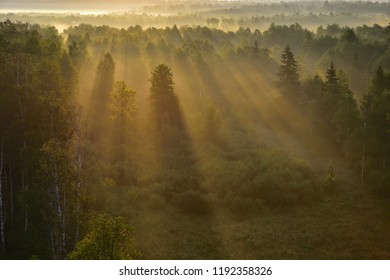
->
[149,64,183,130]
[325,61,338,87]
[89,53,115,143]
[276,45,301,102]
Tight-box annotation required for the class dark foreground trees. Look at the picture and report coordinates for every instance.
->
[359,67,390,187]
[0,20,80,259]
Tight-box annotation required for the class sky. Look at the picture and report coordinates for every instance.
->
[0,0,157,12]
[1,0,388,12]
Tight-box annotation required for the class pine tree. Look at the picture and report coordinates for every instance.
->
[370,66,386,98]
[325,61,338,87]
[322,61,341,121]
[89,53,115,144]
[358,67,390,182]
[149,64,183,130]
[331,70,359,160]
[276,45,301,102]
[109,81,137,183]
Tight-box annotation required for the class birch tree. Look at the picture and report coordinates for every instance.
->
[40,139,76,259]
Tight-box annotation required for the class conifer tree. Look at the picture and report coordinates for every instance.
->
[276,45,301,102]
[149,64,183,130]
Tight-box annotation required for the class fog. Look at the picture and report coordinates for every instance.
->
[1,1,389,32]
[0,0,389,261]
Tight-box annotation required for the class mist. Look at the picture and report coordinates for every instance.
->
[0,0,389,260]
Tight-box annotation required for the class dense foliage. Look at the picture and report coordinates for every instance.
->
[0,11,389,259]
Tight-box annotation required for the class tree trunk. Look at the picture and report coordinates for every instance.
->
[53,164,66,259]
[361,118,367,183]
[0,141,5,254]
[75,113,83,243]
[8,165,13,223]
[16,59,20,86]
[17,61,29,233]
[345,127,350,164]
[22,170,28,233]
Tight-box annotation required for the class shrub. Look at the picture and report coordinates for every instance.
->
[172,190,212,215]
[224,194,265,217]
[68,214,140,260]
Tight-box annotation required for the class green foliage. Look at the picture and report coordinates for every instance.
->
[110,80,137,122]
[358,69,390,183]
[1,16,390,260]
[324,161,336,194]
[200,149,318,209]
[373,171,390,199]
[276,45,301,102]
[200,103,227,148]
[172,190,212,215]
[68,214,139,260]
[39,139,78,259]
[224,194,265,217]
[149,64,183,130]
[89,52,115,144]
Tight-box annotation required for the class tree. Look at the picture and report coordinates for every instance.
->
[321,62,342,128]
[331,70,359,160]
[39,139,77,259]
[0,140,4,255]
[370,66,386,98]
[149,64,183,130]
[89,53,115,144]
[341,29,358,44]
[110,81,137,124]
[359,68,390,182]
[109,81,137,183]
[67,34,88,69]
[324,161,336,193]
[325,61,338,87]
[275,46,301,102]
[0,21,82,259]
[68,214,139,260]
[301,74,323,104]
[199,103,228,149]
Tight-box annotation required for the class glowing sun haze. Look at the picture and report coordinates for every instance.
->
[0,0,162,12]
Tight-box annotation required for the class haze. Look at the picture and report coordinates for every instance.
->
[2,0,390,12]
[0,0,389,262]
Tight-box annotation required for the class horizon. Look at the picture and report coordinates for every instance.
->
[2,0,390,13]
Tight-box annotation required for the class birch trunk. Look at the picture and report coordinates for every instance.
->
[361,118,367,182]
[0,141,5,254]
[75,123,82,243]
[22,170,28,233]
[8,166,13,223]
[17,58,29,233]
[53,163,66,259]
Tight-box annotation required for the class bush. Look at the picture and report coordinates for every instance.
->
[68,214,140,260]
[224,194,265,217]
[323,161,336,194]
[172,190,212,215]
[148,194,167,210]
[373,172,390,199]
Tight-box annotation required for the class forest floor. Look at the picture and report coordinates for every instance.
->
[130,125,390,259]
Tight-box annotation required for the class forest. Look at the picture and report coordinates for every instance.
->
[0,0,389,260]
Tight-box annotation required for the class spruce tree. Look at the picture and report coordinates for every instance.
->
[276,46,301,102]
[149,64,183,130]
